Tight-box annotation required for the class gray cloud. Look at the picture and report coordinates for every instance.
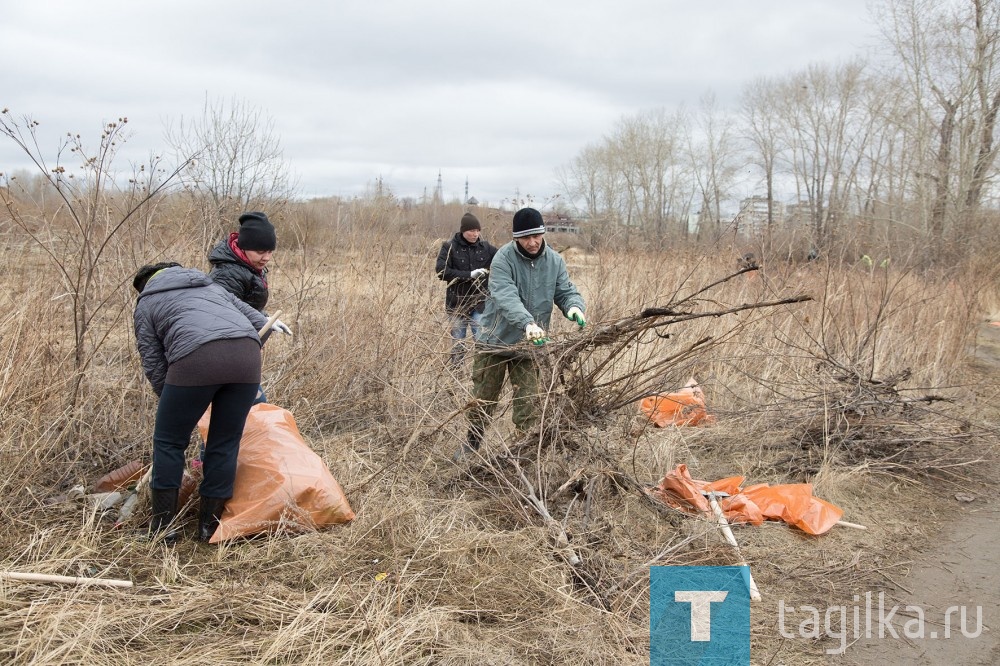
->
[2,0,877,206]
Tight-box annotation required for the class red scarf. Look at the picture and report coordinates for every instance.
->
[229,232,268,288]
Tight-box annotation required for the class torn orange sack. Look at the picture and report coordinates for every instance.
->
[741,483,843,536]
[639,378,715,427]
[648,464,844,535]
[93,460,198,511]
[93,460,147,492]
[198,403,355,543]
[647,464,759,524]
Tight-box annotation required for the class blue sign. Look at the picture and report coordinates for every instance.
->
[650,566,751,665]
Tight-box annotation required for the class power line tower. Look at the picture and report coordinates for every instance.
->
[434,170,443,205]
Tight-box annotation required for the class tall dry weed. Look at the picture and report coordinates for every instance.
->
[1,201,999,664]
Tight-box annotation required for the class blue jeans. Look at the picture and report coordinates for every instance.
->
[449,310,482,364]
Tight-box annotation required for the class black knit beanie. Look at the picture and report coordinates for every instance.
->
[237,212,277,252]
[460,212,481,233]
[512,207,545,238]
[133,261,181,293]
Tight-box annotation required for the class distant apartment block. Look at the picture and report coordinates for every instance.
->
[734,196,785,232]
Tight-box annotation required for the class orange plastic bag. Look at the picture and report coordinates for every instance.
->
[647,464,762,524]
[93,460,147,493]
[93,460,198,511]
[741,483,843,535]
[649,464,844,534]
[198,403,355,543]
[639,378,715,427]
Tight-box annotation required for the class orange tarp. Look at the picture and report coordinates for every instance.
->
[639,378,715,427]
[648,464,844,535]
[94,460,198,512]
[198,403,355,543]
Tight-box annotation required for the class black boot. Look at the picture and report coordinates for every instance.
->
[453,428,483,462]
[149,488,180,545]
[197,496,228,542]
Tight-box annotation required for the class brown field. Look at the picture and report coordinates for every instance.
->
[1,201,999,665]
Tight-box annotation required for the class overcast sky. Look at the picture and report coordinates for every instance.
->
[1,1,878,208]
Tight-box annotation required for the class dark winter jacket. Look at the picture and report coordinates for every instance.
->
[208,233,269,312]
[134,267,269,396]
[435,233,498,315]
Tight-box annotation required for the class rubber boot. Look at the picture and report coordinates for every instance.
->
[453,428,483,462]
[197,496,228,543]
[149,488,180,545]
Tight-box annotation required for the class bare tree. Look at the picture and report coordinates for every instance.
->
[165,96,295,245]
[0,111,188,412]
[559,108,696,243]
[962,0,1000,213]
[877,0,1000,243]
[776,60,873,247]
[741,76,786,231]
[608,108,691,238]
[556,142,609,220]
[687,91,739,241]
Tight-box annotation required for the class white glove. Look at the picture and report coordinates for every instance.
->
[566,306,586,328]
[272,319,293,336]
[470,268,488,279]
[525,323,546,342]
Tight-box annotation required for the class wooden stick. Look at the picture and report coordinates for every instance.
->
[836,519,868,530]
[511,462,582,566]
[1,571,133,588]
[707,492,762,602]
[258,309,283,337]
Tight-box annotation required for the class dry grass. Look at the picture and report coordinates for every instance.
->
[1,214,999,665]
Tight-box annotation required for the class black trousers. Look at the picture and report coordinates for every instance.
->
[151,382,258,499]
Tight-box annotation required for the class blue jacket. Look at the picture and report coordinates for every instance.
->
[134,267,269,395]
[476,240,585,347]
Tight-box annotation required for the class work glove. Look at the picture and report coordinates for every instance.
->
[470,268,488,279]
[525,322,547,345]
[272,319,293,336]
[566,306,586,328]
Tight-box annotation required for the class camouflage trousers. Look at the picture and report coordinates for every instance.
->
[467,351,540,439]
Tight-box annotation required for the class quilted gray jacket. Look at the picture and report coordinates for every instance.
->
[133,267,269,395]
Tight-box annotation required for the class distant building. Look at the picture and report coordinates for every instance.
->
[543,213,580,234]
[734,196,784,233]
[784,201,812,227]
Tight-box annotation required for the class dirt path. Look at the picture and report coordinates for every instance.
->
[831,322,1000,665]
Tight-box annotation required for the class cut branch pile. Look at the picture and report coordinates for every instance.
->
[456,267,814,607]
[523,266,811,433]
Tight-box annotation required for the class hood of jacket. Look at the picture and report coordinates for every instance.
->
[137,266,213,299]
[208,235,251,269]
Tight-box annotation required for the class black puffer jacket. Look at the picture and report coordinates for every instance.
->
[435,233,498,314]
[208,234,269,311]
[134,267,269,396]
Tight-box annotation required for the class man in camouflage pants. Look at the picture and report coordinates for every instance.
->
[457,207,586,460]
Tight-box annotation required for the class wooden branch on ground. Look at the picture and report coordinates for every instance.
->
[1,571,133,588]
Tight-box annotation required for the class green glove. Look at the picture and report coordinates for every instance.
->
[567,306,586,328]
